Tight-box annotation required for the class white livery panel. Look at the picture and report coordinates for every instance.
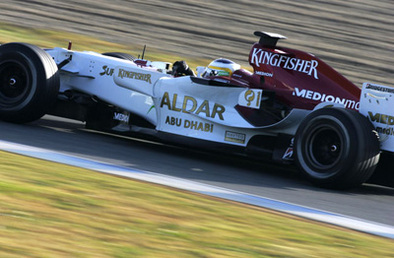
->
[360,83,394,153]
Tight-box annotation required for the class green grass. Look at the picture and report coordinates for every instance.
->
[0,22,393,257]
[0,151,393,257]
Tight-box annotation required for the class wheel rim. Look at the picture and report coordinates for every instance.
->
[0,60,31,107]
[304,124,344,175]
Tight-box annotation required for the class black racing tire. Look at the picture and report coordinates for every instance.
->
[0,43,59,123]
[102,52,135,62]
[294,108,380,189]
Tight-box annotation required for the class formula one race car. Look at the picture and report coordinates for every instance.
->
[0,31,393,189]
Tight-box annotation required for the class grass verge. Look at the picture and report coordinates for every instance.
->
[0,151,393,257]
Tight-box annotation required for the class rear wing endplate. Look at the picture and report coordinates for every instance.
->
[254,31,287,48]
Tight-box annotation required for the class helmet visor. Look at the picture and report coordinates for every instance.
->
[202,66,232,77]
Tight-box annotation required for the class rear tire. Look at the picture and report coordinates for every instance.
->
[0,43,59,123]
[294,108,380,189]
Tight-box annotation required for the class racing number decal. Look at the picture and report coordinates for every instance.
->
[238,89,262,109]
[244,90,261,107]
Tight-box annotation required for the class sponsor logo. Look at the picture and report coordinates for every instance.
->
[292,87,359,109]
[225,131,246,144]
[366,84,394,94]
[118,69,152,84]
[368,112,394,125]
[375,127,394,136]
[255,71,273,77]
[164,116,213,132]
[184,119,213,132]
[282,147,293,160]
[160,92,225,120]
[250,48,319,79]
[113,112,129,123]
[282,137,294,160]
[100,65,114,76]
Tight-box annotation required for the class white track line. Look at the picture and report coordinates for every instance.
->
[0,139,393,239]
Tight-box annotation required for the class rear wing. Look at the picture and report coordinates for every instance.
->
[359,83,394,153]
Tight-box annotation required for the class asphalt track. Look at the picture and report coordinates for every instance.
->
[1,115,393,231]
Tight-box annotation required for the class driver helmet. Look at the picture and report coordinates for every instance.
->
[202,58,240,77]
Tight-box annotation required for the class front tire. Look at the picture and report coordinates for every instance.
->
[294,108,380,189]
[0,43,59,123]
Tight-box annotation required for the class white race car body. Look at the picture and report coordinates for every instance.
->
[48,46,307,146]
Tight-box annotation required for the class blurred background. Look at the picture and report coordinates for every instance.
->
[0,0,392,86]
